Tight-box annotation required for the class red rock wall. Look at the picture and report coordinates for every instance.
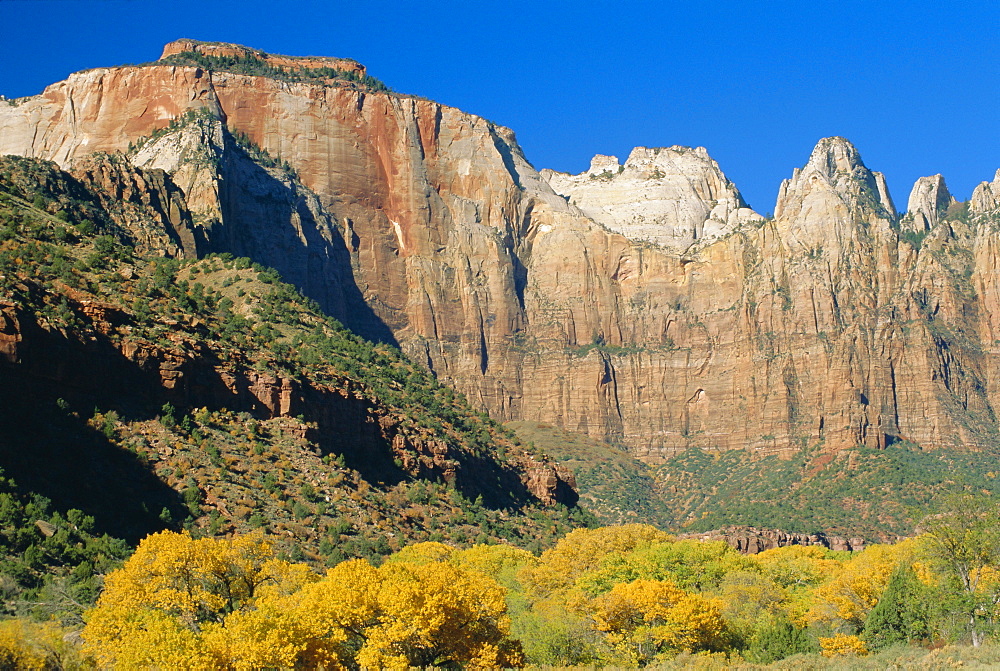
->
[2,61,999,463]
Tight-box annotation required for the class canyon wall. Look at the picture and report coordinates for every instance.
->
[3,41,1000,461]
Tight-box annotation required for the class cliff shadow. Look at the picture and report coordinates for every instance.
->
[0,316,187,543]
[209,136,399,347]
[297,387,543,510]
[298,388,410,488]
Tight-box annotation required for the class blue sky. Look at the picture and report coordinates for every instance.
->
[1,0,997,213]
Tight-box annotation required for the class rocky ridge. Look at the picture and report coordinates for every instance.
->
[159,39,366,78]
[2,40,1000,482]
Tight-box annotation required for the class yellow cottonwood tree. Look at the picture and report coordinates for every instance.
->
[819,632,868,657]
[384,540,455,565]
[807,540,916,630]
[753,545,842,591]
[589,578,725,665]
[451,542,538,581]
[519,524,672,598]
[84,532,523,669]
[82,531,314,669]
[296,558,523,669]
[578,538,749,595]
[0,619,86,670]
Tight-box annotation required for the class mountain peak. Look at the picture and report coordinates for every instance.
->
[543,145,759,250]
[805,136,865,178]
[776,137,895,223]
[906,174,954,231]
[586,154,620,175]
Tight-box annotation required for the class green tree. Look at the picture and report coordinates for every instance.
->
[922,492,1000,647]
[861,564,931,651]
[746,618,818,664]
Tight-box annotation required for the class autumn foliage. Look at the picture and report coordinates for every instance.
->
[22,511,997,668]
[81,532,521,669]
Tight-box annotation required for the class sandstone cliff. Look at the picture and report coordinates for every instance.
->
[2,41,1000,469]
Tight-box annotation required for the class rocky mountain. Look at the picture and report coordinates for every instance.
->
[3,40,1000,537]
[0,153,581,578]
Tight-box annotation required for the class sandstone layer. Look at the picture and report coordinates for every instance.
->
[3,42,1000,464]
[160,39,367,77]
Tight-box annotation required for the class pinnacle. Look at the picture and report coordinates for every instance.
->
[806,137,865,177]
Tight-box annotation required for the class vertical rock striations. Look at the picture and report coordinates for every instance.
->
[2,42,1000,465]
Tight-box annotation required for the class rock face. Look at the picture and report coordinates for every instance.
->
[3,42,1000,465]
[71,154,202,258]
[906,174,954,232]
[681,527,867,554]
[541,146,760,251]
[971,169,1000,214]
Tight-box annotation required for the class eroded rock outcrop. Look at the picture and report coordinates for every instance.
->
[681,527,868,554]
[906,174,954,232]
[541,146,760,251]
[0,302,21,364]
[72,154,201,258]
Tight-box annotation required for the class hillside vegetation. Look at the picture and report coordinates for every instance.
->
[511,417,1000,542]
[0,155,588,624]
[6,507,1000,668]
[508,421,675,528]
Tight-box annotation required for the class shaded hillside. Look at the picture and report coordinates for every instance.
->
[0,155,588,620]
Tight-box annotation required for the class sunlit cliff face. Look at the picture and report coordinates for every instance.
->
[2,42,1000,461]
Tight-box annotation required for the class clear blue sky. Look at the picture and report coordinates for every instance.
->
[1,0,997,214]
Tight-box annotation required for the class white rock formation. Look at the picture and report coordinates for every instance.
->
[971,169,1000,214]
[773,137,897,254]
[540,146,760,251]
[905,175,954,231]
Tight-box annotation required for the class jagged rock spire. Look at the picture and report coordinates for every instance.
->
[775,137,896,221]
[971,169,1000,214]
[770,137,898,258]
[906,175,954,231]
